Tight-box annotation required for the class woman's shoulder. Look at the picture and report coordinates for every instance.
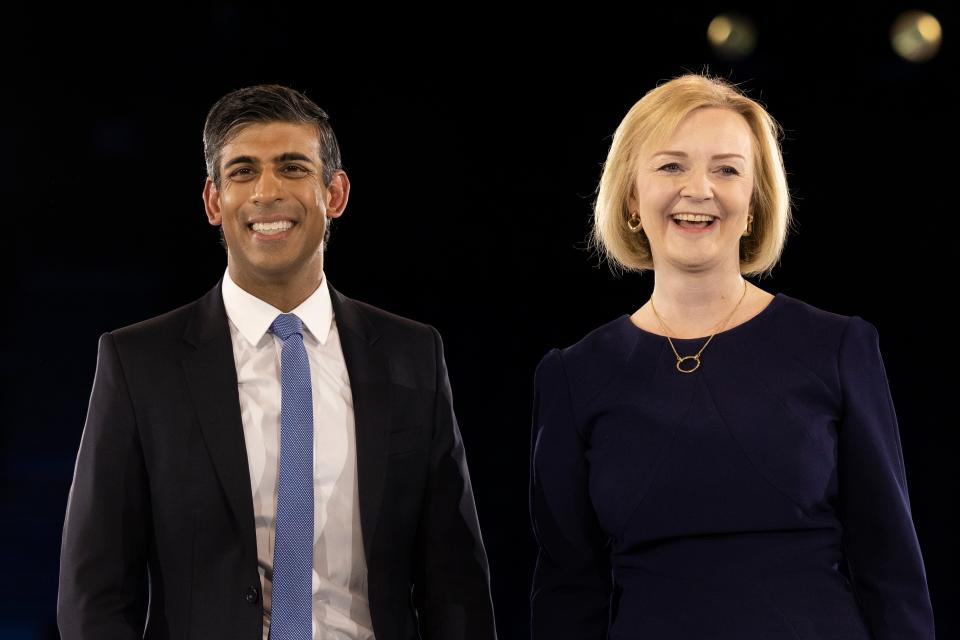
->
[534,315,638,399]
[548,314,637,362]
[775,291,879,339]
[764,292,886,379]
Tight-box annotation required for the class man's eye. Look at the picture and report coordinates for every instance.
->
[283,165,308,174]
[229,167,253,178]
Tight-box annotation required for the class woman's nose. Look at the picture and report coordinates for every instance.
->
[680,168,713,200]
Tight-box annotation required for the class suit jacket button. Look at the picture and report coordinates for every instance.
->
[245,585,260,604]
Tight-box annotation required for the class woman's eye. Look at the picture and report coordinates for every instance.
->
[657,163,739,175]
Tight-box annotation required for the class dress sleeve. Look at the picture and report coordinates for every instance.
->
[837,316,935,639]
[529,349,612,640]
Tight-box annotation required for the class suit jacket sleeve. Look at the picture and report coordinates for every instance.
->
[529,349,612,640]
[57,332,150,639]
[837,317,935,639]
[411,326,497,639]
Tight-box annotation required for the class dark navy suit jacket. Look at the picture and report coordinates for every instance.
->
[58,276,497,640]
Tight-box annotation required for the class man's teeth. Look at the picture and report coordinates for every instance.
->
[251,221,294,234]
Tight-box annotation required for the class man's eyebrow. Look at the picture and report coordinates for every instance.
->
[653,151,746,160]
[222,152,317,170]
[273,152,316,164]
[223,155,257,170]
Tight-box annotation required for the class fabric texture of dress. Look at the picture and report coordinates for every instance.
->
[529,292,934,639]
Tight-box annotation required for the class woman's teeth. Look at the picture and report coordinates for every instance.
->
[671,215,716,228]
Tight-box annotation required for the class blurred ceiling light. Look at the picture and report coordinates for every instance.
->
[708,13,757,60]
[891,10,942,62]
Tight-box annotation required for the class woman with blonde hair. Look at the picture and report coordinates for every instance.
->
[529,74,935,639]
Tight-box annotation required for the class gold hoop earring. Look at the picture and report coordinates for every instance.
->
[627,212,643,233]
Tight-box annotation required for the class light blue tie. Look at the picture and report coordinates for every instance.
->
[269,313,313,640]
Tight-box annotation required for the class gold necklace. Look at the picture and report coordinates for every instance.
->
[649,280,748,374]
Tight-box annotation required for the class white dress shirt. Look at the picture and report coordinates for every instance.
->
[221,267,374,640]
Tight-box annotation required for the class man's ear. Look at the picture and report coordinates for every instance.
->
[325,170,351,220]
[202,177,222,225]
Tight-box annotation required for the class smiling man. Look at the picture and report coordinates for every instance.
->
[57,85,497,640]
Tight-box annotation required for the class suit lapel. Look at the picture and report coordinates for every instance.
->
[176,277,391,564]
[180,277,257,552]
[329,284,392,558]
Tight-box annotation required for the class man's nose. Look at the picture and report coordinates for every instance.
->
[251,169,284,205]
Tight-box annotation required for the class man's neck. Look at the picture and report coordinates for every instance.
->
[227,262,324,313]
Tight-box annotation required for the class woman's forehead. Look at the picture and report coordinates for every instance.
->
[640,111,754,163]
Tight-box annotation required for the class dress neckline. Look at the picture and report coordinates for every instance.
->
[623,292,785,343]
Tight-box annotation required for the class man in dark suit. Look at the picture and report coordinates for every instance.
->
[57,85,497,640]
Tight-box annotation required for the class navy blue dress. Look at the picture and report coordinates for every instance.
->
[530,293,934,639]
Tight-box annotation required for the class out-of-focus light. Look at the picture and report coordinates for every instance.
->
[891,10,942,62]
[708,13,757,60]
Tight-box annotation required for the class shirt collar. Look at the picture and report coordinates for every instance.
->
[221,267,333,348]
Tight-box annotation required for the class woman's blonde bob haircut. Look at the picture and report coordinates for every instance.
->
[592,73,793,277]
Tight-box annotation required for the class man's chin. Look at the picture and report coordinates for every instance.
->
[230,253,323,282]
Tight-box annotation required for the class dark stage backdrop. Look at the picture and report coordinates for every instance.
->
[3,4,955,639]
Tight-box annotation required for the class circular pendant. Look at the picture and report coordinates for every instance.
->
[676,355,701,373]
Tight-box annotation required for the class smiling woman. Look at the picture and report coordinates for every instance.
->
[530,73,936,640]
[628,106,755,270]
[591,75,792,278]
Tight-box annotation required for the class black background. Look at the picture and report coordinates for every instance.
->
[2,3,956,638]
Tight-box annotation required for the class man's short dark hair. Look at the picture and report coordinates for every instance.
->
[203,84,343,249]
[204,84,342,188]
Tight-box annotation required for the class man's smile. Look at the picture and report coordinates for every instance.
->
[249,220,297,240]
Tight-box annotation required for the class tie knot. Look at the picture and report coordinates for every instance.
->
[269,313,304,341]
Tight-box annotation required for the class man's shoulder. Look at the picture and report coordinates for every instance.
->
[106,281,220,354]
[329,285,437,340]
[342,295,436,339]
[331,289,444,378]
[111,298,200,338]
